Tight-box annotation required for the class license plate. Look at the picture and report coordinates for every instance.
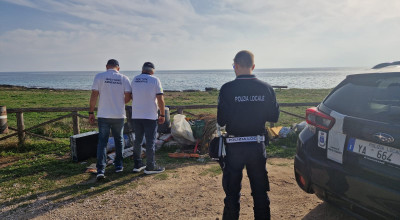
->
[347,138,400,167]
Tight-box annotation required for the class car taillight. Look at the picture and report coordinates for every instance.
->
[295,171,308,190]
[298,174,306,187]
[306,107,335,130]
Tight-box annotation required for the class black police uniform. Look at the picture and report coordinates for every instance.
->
[217,74,279,220]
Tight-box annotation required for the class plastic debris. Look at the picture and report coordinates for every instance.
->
[171,114,196,145]
[278,127,292,138]
[159,133,173,141]
[155,139,164,150]
[293,121,307,133]
[267,126,282,139]
[85,163,97,173]
[107,135,132,153]
[168,152,199,158]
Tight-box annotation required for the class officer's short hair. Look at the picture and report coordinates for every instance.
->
[234,50,254,68]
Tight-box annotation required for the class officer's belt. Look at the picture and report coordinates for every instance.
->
[226,135,265,143]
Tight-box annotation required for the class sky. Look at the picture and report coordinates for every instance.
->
[0,0,400,72]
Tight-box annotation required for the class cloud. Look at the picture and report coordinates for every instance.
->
[1,0,400,71]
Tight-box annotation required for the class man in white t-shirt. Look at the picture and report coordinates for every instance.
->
[89,59,132,180]
[131,62,166,174]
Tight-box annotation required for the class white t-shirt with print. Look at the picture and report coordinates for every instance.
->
[92,69,132,118]
[131,73,163,120]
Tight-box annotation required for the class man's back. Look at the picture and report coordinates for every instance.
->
[92,69,131,118]
[131,73,163,120]
[217,75,279,136]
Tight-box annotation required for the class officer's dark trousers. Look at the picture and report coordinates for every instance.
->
[222,142,270,220]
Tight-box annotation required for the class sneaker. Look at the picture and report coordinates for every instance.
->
[96,171,105,180]
[132,163,146,173]
[144,166,165,175]
[115,166,124,173]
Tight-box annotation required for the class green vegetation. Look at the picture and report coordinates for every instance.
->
[267,133,299,158]
[153,173,169,180]
[0,86,331,205]
[200,165,223,177]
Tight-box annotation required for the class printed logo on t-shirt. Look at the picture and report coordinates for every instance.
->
[104,78,122,85]
[135,78,148,83]
[234,95,265,102]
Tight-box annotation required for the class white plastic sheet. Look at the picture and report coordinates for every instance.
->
[171,114,196,145]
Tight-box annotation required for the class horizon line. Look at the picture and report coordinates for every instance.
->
[0,66,367,73]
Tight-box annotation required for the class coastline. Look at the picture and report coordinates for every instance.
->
[0,84,90,91]
[0,68,358,91]
[0,84,215,92]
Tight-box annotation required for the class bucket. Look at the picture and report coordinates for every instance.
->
[191,120,205,139]
[0,106,8,134]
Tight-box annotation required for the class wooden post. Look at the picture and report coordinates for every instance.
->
[72,111,80,135]
[0,106,8,134]
[16,112,25,145]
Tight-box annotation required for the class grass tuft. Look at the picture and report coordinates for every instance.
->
[153,173,168,180]
[199,165,222,177]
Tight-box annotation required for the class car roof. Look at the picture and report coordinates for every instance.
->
[347,63,400,78]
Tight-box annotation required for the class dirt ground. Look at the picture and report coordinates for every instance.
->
[1,158,356,220]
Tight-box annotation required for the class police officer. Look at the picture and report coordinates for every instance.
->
[217,50,280,219]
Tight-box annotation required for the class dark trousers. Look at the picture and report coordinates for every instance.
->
[222,142,270,220]
[131,119,158,169]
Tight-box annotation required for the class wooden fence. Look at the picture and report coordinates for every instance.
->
[0,102,319,145]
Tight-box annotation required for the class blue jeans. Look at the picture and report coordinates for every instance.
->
[97,118,125,173]
[131,119,158,169]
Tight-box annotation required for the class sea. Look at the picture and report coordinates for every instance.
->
[0,67,368,91]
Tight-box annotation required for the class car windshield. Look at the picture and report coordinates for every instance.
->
[323,74,400,123]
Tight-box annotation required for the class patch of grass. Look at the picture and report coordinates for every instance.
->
[199,165,222,177]
[267,133,298,159]
[127,181,139,189]
[100,199,109,205]
[267,161,292,167]
[275,88,331,103]
[153,173,168,180]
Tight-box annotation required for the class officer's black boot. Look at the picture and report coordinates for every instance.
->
[253,206,270,220]
[222,197,240,220]
[253,194,270,220]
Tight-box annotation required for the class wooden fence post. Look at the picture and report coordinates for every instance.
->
[0,106,8,134]
[72,111,80,135]
[16,112,25,145]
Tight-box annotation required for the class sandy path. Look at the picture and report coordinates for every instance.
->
[1,158,356,220]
